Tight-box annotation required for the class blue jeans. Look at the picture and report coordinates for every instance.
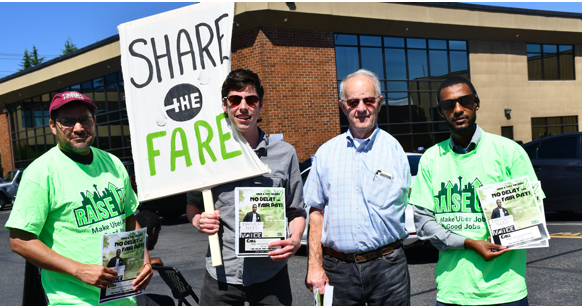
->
[323,245,410,306]
[436,296,529,306]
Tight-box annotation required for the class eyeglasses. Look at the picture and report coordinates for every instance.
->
[56,117,95,130]
[439,94,476,111]
[344,97,378,108]
[224,95,260,107]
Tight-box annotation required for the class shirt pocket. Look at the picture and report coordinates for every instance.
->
[366,175,392,208]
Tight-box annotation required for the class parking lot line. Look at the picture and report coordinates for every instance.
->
[550,232,582,238]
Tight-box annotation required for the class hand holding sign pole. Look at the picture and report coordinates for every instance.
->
[203,189,222,267]
[118,3,269,268]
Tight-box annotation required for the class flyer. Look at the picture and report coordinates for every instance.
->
[99,228,147,304]
[476,177,549,249]
[314,285,334,306]
[235,187,286,257]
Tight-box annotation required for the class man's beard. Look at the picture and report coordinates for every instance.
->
[446,111,477,136]
[60,131,94,154]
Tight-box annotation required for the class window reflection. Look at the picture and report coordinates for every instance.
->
[527,43,574,81]
[531,116,578,140]
[335,46,359,80]
[361,47,384,79]
[407,49,428,79]
[385,49,407,80]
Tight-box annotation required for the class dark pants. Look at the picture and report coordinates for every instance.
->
[436,296,529,306]
[199,265,292,306]
[136,294,176,306]
[323,245,410,306]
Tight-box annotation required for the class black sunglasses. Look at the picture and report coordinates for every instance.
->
[439,94,476,112]
[56,117,95,130]
[224,95,260,107]
[344,97,378,108]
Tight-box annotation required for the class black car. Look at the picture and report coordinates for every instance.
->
[0,168,25,210]
[522,132,582,212]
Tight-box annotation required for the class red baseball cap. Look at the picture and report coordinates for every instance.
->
[49,91,97,117]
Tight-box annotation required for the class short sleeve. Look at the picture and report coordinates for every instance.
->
[5,176,50,236]
[303,152,327,210]
[409,154,435,211]
[284,147,306,220]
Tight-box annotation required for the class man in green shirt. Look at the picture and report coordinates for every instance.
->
[409,77,539,306]
[6,91,153,305]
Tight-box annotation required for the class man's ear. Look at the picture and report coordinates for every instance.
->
[49,119,57,135]
[339,100,348,116]
[377,96,383,112]
[222,99,228,113]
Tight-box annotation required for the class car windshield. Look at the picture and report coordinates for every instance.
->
[3,171,16,183]
[407,155,421,176]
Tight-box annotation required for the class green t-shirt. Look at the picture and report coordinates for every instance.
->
[409,131,539,305]
[6,146,139,305]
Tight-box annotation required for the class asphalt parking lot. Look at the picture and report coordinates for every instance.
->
[2,209,582,305]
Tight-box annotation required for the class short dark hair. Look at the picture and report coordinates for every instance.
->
[221,69,264,100]
[50,100,96,121]
[436,76,478,104]
[136,210,161,235]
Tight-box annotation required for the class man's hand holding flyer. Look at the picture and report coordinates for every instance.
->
[99,228,147,304]
[477,176,549,249]
[235,187,286,257]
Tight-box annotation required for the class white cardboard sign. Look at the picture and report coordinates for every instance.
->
[118,3,267,202]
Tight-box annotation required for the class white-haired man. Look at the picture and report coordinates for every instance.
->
[304,69,411,305]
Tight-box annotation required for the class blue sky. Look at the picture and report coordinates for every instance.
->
[0,2,194,78]
[0,2,581,78]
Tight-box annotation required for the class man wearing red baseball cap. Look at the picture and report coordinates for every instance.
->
[6,91,153,305]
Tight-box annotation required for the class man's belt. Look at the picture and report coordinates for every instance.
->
[324,240,402,263]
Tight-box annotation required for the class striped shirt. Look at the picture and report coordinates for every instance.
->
[304,127,411,253]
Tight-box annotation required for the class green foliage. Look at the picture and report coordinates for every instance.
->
[18,48,32,71]
[18,45,45,71]
[31,45,45,66]
[61,37,78,55]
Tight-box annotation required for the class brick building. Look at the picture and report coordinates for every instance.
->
[0,2,581,176]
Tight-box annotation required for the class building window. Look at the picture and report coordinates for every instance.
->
[6,71,131,169]
[335,34,469,152]
[531,116,578,141]
[501,126,513,140]
[527,44,574,80]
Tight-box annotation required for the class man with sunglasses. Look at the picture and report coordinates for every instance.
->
[6,91,152,305]
[186,69,306,306]
[304,69,411,306]
[409,76,540,306]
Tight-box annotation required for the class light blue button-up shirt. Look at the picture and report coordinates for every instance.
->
[304,127,411,253]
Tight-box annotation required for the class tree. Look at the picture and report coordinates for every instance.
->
[30,45,45,66]
[61,37,78,55]
[18,48,33,71]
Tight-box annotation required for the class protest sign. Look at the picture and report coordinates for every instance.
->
[235,187,286,257]
[477,176,549,249]
[118,2,268,203]
[99,228,147,304]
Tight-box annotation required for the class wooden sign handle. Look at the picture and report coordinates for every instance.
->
[202,189,223,267]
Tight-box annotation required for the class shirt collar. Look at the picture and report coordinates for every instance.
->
[346,126,380,152]
[254,128,268,157]
[449,124,482,154]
